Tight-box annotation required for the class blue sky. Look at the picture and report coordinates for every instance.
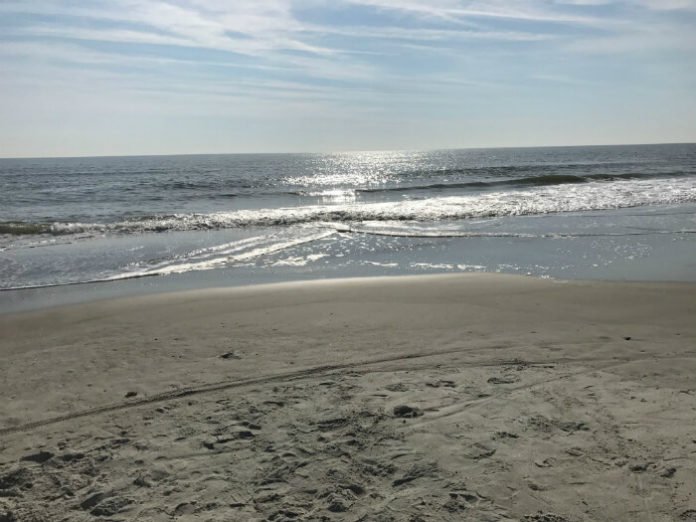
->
[1,0,695,157]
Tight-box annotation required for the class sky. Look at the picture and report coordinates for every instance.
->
[1,0,696,157]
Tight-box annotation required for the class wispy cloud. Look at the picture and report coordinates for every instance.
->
[1,0,694,155]
[342,0,611,26]
[3,0,691,67]
[2,0,332,56]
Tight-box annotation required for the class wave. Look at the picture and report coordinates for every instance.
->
[102,230,335,281]
[356,171,691,195]
[284,161,649,186]
[3,176,695,238]
[345,225,696,239]
[0,222,53,235]
[1,230,336,291]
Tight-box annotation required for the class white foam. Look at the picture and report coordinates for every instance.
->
[456,264,487,271]
[272,253,328,267]
[103,230,335,281]
[410,262,455,270]
[33,176,696,237]
[362,260,399,268]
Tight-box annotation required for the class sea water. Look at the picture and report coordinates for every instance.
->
[1,144,695,312]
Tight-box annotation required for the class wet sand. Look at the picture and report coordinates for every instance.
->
[1,274,695,521]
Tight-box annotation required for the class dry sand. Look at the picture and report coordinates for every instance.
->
[1,273,695,521]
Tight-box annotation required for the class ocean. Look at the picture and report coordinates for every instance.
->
[2,143,696,312]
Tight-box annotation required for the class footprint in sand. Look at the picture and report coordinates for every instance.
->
[392,462,438,487]
[680,510,696,522]
[393,405,423,418]
[426,380,456,388]
[20,451,53,464]
[442,490,485,512]
[0,468,33,496]
[464,442,496,460]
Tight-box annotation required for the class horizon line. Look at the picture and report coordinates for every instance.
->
[1,140,695,161]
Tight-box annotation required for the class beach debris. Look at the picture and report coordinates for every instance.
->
[393,405,423,418]
[661,467,677,478]
[624,336,632,341]
[220,351,242,360]
[125,391,138,398]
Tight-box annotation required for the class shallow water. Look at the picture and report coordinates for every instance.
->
[1,144,695,312]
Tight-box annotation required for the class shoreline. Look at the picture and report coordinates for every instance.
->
[2,273,696,520]
[3,265,696,317]
[4,200,696,317]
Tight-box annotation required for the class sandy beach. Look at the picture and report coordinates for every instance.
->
[1,273,696,521]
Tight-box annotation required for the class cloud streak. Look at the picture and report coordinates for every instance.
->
[1,0,694,156]
[3,0,692,65]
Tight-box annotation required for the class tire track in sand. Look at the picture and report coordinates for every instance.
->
[1,345,691,436]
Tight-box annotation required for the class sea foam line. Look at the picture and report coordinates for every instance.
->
[3,176,696,238]
[0,230,336,291]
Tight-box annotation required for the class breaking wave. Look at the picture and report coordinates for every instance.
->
[355,171,689,194]
[3,176,696,238]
